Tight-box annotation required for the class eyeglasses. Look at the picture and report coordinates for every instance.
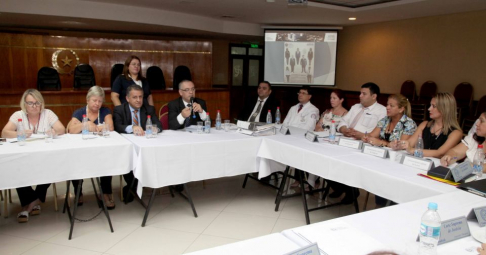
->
[25,101,42,107]
[180,88,196,92]
[297,92,309,95]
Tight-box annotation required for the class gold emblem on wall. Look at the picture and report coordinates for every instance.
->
[52,50,80,74]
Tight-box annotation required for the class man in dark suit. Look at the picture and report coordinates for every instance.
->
[168,80,208,130]
[113,85,162,202]
[290,57,296,73]
[238,81,280,123]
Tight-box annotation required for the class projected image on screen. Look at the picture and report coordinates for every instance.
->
[265,30,337,86]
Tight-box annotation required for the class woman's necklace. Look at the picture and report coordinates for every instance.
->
[27,113,41,134]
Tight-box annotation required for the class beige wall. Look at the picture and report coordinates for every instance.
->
[336,9,486,100]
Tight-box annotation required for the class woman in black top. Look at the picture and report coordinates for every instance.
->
[111,55,154,107]
[399,92,462,158]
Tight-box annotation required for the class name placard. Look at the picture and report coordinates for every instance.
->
[284,242,321,255]
[451,161,474,182]
[416,216,471,245]
[280,125,291,135]
[304,131,319,143]
[467,206,486,227]
[439,216,471,245]
[401,155,434,171]
[338,137,363,150]
[362,144,388,159]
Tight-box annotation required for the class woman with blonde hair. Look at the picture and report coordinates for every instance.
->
[363,94,417,147]
[69,85,115,209]
[398,92,462,158]
[1,89,65,222]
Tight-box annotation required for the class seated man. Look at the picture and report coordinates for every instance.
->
[283,86,319,187]
[168,80,207,130]
[238,81,280,123]
[113,85,162,202]
[283,85,319,130]
[333,82,386,204]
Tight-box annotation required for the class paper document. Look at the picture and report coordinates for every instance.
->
[290,221,390,255]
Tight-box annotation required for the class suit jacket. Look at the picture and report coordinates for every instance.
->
[168,97,208,130]
[113,102,162,133]
[290,57,296,67]
[238,95,280,123]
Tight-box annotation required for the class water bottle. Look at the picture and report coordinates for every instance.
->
[414,135,424,158]
[266,110,272,124]
[146,115,153,139]
[329,120,336,144]
[205,112,211,133]
[215,110,222,130]
[275,107,281,124]
[82,114,89,140]
[17,119,26,146]
[473,144,484,179]
[419,202,441,255]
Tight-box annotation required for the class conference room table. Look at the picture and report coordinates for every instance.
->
[188,190,486,255]
[256,126,458,204]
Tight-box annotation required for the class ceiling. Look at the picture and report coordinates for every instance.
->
[1,0,486,40]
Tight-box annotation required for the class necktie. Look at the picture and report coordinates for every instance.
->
[132,110,139,126]
[249,100,263,122]
[298,104,303,113]
[349,108,365,129]
[185,104,191,127]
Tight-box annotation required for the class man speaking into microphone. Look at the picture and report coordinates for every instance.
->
[168,80,208,130]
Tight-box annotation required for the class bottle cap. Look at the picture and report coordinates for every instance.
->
[277,107,280,109]
[207,112,210,115]
[83,114,86,118]
[428,202,438,210]
[217,110,220,112]
[18,119,22,122]
[268,110,271,112]
[147,115,151,118]
[332,120,335,123]
[479,144,484,149]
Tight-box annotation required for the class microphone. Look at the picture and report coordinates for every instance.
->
[190,97,196,118]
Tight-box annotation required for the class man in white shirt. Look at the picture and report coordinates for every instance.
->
[283,86,319,131]
[334,82,386,204]
[168,80,208,130]
[338,82,387,139]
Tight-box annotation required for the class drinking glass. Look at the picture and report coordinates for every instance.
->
[103,123,110,138]
[197,121,204,134]
[224,120,230,132]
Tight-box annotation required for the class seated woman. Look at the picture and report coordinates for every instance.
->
[362,94,417,147]
[362,94,417,207]
[1,89,65,223]
[441,111,486,171]
[68,86,115,209]
[398,92,462,158]
[111,55,153,107]
[305,89,348,188]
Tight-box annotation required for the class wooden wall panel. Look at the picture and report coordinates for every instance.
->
[0,33,212,91]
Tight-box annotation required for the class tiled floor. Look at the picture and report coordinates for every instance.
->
[0,175,377,255]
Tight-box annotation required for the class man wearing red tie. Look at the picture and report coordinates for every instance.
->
[282,86,319,131]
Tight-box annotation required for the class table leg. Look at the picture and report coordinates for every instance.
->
[183,184,198,218]
[95,178,114,233]
[299,170,311,225]
[141,189,157,227]
[68,180,82,240]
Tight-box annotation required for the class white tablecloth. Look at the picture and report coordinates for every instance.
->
[284,190,486,255]
[122,129,262,189]
[0,132,133,189]
[257,127,457,203]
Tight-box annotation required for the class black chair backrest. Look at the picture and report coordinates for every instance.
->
[173,65,192,90]
[453,82,473,108]
[37,67,61,91]
[400,80,416,102]
[110,63,124,89]
[73,64,96,89]
[146,66,166,90]
[476,96,486,118]
[418,81,437,104]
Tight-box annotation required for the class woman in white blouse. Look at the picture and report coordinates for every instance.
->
[441,112,486,170]
[314,89,348,132]
[1,89,65,223]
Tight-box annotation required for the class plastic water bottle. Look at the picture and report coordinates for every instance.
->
[17,119,26,146]
[266,110,272,124]
[205,112,211,133]
[82,114,89,140]
[146,115,153,139]
[329,120,336,144]
[275,107,281,124]
[419,202,441,255]
[414,135,424,158]
[215,110,222,130]
[473,144,484,179]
